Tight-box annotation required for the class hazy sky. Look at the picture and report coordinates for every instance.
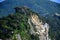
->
[0,0,4,2]
[50,0,60,3]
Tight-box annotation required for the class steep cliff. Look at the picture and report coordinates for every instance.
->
[0,6,50,40]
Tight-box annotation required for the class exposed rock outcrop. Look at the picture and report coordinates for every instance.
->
[0,6,51,40]
[28,14,51,40]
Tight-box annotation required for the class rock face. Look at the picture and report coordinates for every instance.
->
[15,34,22,40]
[28,14,50,40]
[0,6,51,40]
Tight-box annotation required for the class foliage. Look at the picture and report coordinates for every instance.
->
[0,7,41,40]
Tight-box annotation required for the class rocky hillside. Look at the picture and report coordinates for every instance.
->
[0,6,50,40]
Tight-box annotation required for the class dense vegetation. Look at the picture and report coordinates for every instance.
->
[46,14,60,40]
[0,7,40,40]
[0,6,60,40]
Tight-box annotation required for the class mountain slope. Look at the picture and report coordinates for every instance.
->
[46,13,60,40]
[0,7,50,40]
[0,0,60,17]
[0,6,60,40]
